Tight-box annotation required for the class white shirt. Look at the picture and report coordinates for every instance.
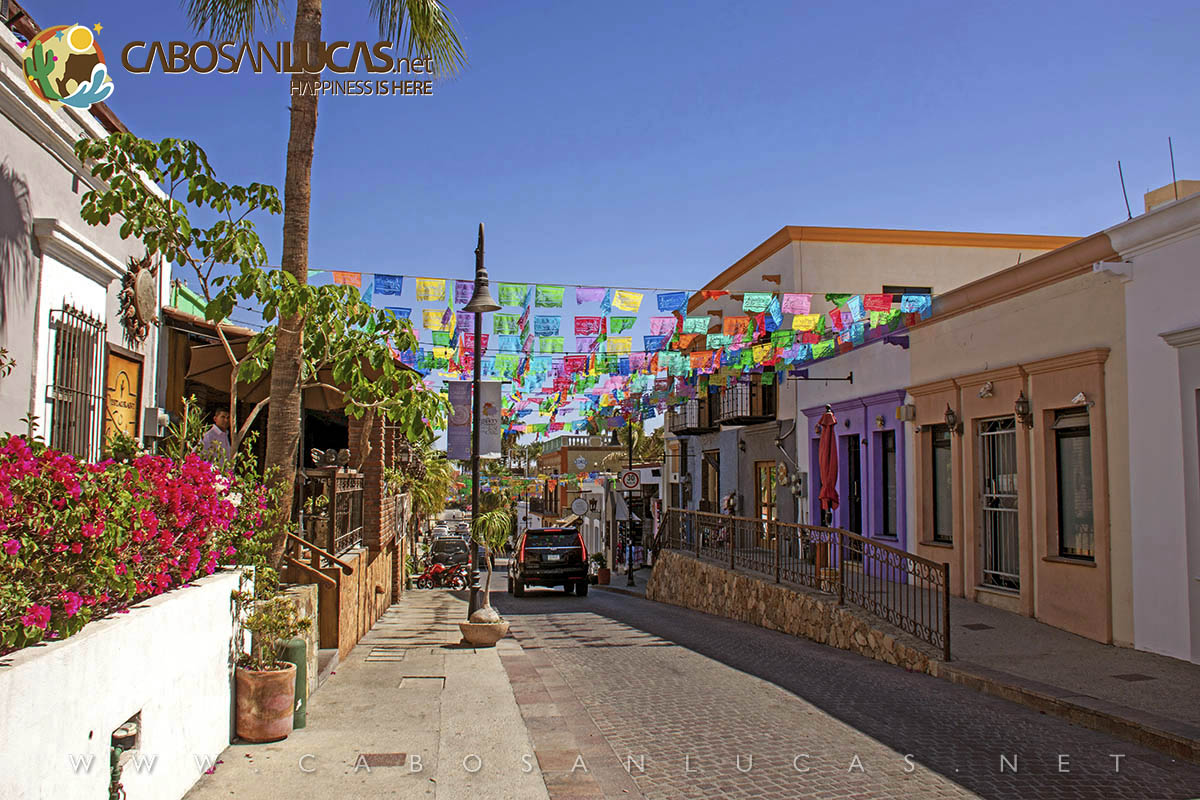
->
[201,424,232,463]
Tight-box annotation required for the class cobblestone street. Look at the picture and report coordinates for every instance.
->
[493,587,1200,800]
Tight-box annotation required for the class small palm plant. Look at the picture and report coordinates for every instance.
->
[472,507,514,617]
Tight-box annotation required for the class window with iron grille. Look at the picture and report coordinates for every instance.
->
[47,306,106,461]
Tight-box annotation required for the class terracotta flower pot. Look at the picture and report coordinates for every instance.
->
[458,620,510,647]
[597,568,611,585]
[235,663,297,743]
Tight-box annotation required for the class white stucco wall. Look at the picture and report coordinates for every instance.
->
[0,571,242,800]
[1106,194,1200,663]
[0,26,169,441]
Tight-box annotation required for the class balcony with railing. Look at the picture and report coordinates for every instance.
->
[718,376,777,426]
[666,397,716,435]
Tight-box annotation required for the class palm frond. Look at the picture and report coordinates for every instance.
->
[371,0,467,78]
[181,0,287,41]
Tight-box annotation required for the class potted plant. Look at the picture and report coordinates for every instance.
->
[460,508,513,646]
[233,589,311,742]
[591,552,610,585]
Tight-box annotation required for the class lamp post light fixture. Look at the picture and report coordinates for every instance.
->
[944,403,962,435]
[1014,390,1034,428]
[463,223,500,619]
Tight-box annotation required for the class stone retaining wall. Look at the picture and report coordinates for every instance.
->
[647,550,942,675]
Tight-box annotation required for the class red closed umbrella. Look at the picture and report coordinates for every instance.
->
[818,407,839,519]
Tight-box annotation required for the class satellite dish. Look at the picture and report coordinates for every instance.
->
[134,268,158,326]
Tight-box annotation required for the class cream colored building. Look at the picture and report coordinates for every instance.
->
[669,226,1076,530]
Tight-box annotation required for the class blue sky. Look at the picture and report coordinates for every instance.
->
[42,0,1199,303]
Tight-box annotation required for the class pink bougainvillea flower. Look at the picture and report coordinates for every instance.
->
[59,592,84,617]
[20,605,51,630]
[2,538,18,556]
[70,542,82,554]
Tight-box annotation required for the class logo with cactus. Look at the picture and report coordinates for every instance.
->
[21,23,114,109]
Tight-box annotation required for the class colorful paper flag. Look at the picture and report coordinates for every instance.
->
[534,315,561,336]
[656,291,688,312]
[415,278,445,301]
[613,290,643,312]
[535,286,565,307]
[498,283,527,306]
[864,293,893,312]
[742,292,773,313]
[781,293,811,314]
[650,316,677,336]
[332,271,362,287]
[576,287,606,304]
[610,316,636,334]
[791,314,821,332]
[375,275,404,295]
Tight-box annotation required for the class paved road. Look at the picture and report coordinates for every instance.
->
[492,586,1200,800]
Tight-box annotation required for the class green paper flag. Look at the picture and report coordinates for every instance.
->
[536,285,565,307]
[610,316,636,334]
[499,283,527,306]
[825,293,851,308]
[682,316,708,335]
[742,292,773,313]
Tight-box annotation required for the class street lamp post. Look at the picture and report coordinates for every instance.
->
[626,421,636,587]
[463,223,500,618]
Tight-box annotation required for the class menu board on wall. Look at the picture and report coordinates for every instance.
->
[105,350,142,442]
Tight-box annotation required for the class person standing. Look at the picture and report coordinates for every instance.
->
[201,407,233,466]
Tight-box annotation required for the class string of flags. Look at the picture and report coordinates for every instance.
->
[307,268,932,438]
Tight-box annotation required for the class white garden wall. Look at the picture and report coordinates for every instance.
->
[0,570,242,800]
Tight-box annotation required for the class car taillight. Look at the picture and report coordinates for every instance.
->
[518,535,527,562]
[577,532,587,562]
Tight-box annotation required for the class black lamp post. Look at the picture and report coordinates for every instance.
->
[463,223,500,617]
[611,424,636,586]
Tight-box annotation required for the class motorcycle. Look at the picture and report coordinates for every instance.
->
[415,561,468,590]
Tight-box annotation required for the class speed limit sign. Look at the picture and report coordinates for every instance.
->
[619,470,641,490]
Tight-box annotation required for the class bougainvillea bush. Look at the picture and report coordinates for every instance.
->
[0,434,275,653]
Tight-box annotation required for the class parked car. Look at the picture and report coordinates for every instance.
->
[430,537,469,567]
[454,521,471,536]
[507,528,588,597]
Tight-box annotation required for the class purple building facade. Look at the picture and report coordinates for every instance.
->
[803,389,908,561]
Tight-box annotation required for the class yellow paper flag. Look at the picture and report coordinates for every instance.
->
[613,290,643,312]
[792,313,821,332]
[415,278,446,301]
[607,337,632,354]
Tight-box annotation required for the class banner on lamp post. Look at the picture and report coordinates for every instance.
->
[479,380,502,459]
[447,380,471,461]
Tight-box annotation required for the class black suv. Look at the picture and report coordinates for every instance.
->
[508,528,588,597]
[430,537,469,567]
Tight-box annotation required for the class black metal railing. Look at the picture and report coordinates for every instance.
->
[299,468,364,559]
[660,508,951,660]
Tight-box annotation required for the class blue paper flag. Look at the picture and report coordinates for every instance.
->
[656,291,688,312]
[375,275,404,295]
[386,307,412,319]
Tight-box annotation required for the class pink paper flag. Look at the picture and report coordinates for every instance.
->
[649,316,677,336]
[781,293,811,314]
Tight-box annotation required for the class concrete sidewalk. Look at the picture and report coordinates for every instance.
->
[185,591,549,800]
[944,596,1200,763]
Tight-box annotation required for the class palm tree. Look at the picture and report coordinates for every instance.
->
[600,424,664,470]
[182,0,467,568]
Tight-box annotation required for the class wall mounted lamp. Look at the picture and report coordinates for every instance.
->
[875,414,887,429]
[944,404,962,435]
[1014,390,1033,428]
